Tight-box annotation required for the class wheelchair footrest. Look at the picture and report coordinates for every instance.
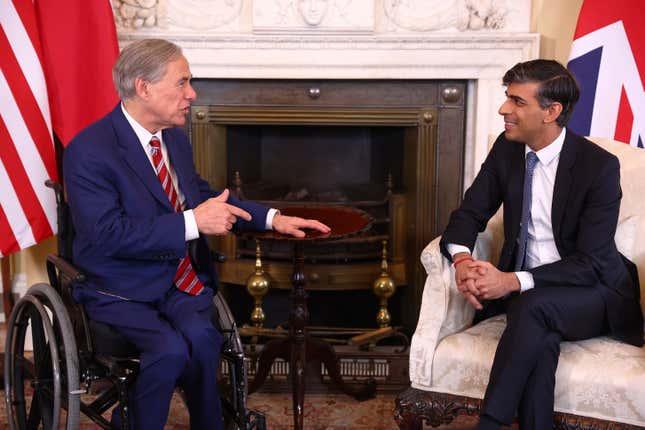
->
[247,410,267,430]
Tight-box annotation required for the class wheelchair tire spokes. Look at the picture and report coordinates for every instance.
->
[5,283,81,430]
[29,304,56,430]
[6,299,59,430]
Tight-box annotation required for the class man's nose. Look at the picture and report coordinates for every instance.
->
[186,83,197,101]
[498,99,510,116]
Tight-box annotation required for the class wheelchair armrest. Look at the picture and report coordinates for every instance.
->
[211,250,226,263]
[47,254,86,284]
[187,238,226,273]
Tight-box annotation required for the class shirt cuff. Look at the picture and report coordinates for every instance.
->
[266,208,279,230]
[183,209,199,241]
[447,243,472,259]
[515,271,535,292]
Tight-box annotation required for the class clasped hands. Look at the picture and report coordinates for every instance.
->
[453,252,520,310]
[193,189,331,237]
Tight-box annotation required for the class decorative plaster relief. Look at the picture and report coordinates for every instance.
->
[112,0,159,29]
[163,0,243,30]
[253,0,374,34]
[382,0,525,32]
[112,0,243,31]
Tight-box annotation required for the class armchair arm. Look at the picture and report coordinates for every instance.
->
[409,225,501,389]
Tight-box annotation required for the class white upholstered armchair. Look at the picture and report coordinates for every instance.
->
[395,138,645,429]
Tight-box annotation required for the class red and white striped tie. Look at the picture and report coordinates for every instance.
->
[150,136,204,295]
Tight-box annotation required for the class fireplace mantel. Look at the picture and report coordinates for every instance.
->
[118,31,539,186]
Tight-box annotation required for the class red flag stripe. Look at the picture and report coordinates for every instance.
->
[614,86,634,144]
[34,0,119,145]
[0,151,36,250]
[0,26,57,181]
[10,0,45,67]
[0,117,53,243]
[0,70,57,232]
[0,204,20,257]
[0,2,52,135]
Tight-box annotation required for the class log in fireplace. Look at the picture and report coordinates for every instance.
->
[189,79,466,332]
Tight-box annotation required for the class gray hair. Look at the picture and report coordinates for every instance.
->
[112,39,182,101]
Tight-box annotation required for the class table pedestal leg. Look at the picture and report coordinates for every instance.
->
[290,243,308,430]
[248,243,376,430]
[307,337,376,401]
[248,337,290,394]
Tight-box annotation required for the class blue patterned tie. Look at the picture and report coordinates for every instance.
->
[514,151,539,271]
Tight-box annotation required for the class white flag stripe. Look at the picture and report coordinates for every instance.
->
[0,69,57,232]
[0,1,53,137]
[0,158,36,250]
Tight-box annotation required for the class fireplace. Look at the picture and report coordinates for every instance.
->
[189,79,466,331]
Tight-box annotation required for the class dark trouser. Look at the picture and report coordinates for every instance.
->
[83,287,224,430]
[481,286,608,429]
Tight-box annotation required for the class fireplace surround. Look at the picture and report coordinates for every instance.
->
[189,78,466,330]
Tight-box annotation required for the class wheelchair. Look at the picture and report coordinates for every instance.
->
[4,180,266,430]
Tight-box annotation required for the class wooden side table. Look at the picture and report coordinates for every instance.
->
[244,206,377,430]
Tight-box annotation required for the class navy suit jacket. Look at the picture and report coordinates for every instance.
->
[440,130,644,346]
[64,104,269,302]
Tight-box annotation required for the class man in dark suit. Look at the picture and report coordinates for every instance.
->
[63,39,330,430]
[439,59,644,429]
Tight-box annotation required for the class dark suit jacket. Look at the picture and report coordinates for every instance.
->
[63,104,269,302]
[440,130,644,346]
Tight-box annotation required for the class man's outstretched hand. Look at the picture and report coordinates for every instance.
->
[272,213,331,238]
[194,189,252,235]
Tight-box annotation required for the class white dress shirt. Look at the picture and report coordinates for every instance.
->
[448,127,567,292]
[121,104,277,241]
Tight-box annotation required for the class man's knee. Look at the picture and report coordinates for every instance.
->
[142,335,190,379]
[183,322,224,358]
[507,290,557,329]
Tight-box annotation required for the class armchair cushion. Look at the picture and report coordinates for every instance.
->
[429,314,645,425]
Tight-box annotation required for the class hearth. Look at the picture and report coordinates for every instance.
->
[189,79,466,331]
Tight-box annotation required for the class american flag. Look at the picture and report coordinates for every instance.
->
[0,0,118,256]
[567,0,644,147]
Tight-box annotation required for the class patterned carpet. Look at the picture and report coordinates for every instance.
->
[0,323,482,429]
[0,388,484,429]
[244,392,481,430]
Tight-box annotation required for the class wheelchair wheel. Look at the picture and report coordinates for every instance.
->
[4,283,81,430]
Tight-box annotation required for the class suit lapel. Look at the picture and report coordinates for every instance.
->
[506,141,526,242]
[110,106,174,210]
[551,131,578,239]
[163,129,197,209]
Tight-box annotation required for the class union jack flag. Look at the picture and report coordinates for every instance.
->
[567,0,644,148]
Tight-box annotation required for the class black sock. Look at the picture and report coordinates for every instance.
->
[475,414,503,430]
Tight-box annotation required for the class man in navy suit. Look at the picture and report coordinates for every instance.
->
[439,60,643,429]
[64,39,330,430]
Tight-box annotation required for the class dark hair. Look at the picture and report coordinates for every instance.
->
[503,59,580,127]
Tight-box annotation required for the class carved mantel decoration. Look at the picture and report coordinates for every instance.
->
[111,0,525,33]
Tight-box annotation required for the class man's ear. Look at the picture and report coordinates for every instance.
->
[133,77,148,100]
[543,102,563,125]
